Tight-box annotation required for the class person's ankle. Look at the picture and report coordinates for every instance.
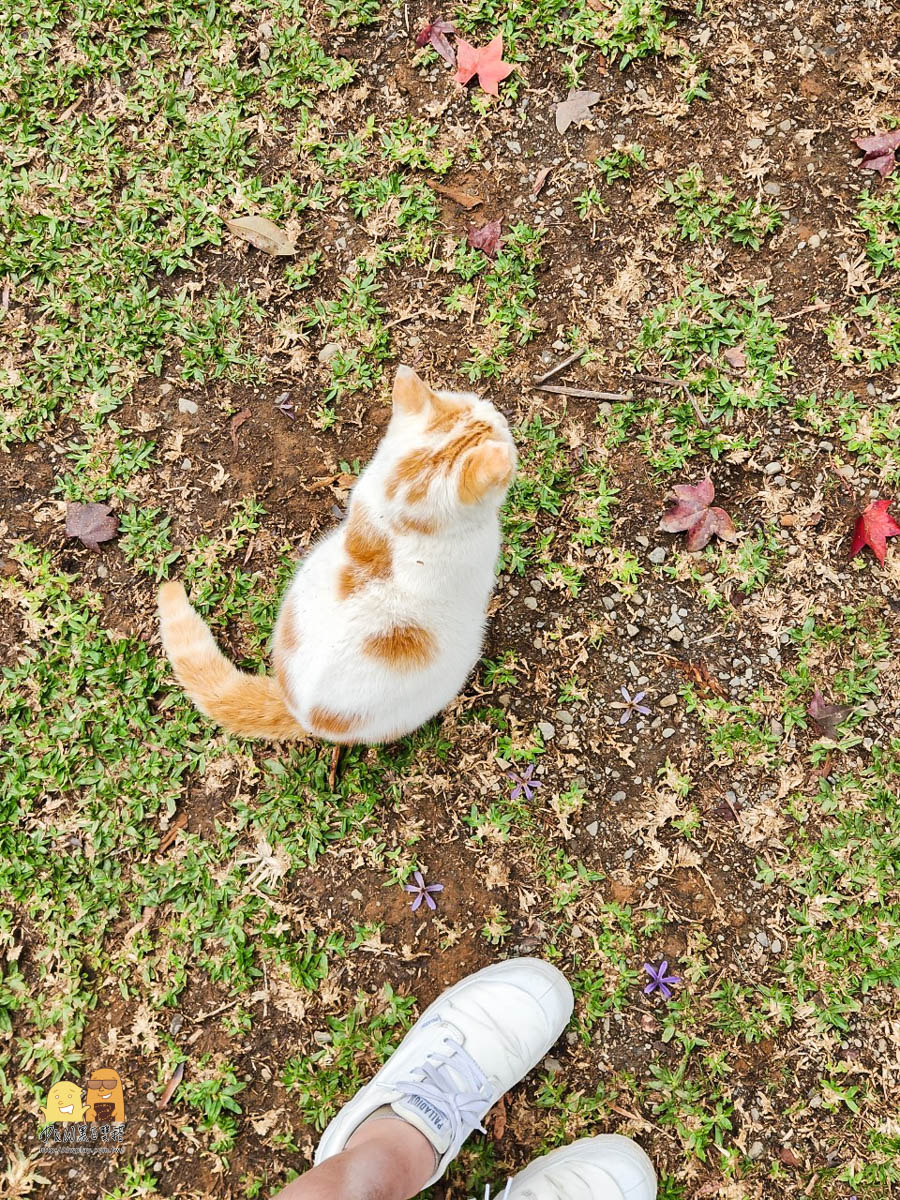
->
[346,1109,438,1193]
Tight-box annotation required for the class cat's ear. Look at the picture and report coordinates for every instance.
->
[392,365,433,415]
[458,441,515,504]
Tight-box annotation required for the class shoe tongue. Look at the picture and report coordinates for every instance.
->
[390,1093,453,1155]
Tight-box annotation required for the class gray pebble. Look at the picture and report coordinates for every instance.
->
[748,1141,765,1160]
[318,342,341,364]
[648,546,667,565]
[586,821,599,836]
[524,595,538,610]
[169,1013,184,1035]
[538,721,556,741]
[763,181,781,196]
[764,460,782,475]
[543,1056,563,1074]
[611,790,627,803]
[660,694,677,708]
[668,627,684,643]
[662,728,675,739]
[626,623,639,638]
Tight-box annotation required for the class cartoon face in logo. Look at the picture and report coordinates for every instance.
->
[85,1067,125,1123]
[43,1081,85,1123]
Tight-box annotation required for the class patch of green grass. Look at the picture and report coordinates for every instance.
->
[281,985,415,1129]
[659,166,783,249]
[633,273,791,469]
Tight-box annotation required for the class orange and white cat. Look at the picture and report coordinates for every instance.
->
[158,366,516,744]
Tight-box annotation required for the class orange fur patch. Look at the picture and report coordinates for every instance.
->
[426,393,466,434]
[363,624,437,669]
[338,503,392,599]
[458,441,515,504]
[308,705,359,738]
[385,420,497,505]
[392,514,437,536]
[271,599,300,703]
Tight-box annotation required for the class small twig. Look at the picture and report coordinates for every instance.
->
[532,348,585,386]
[533,383,631,401]
[631,372,689,389]
[192,998,242,1023]
[778,300,828,321]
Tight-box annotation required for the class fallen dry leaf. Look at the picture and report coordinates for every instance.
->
[225,215,297,256]
[158,1061,184,1109]
[532,166,552,197]
[658,476,737,551]
[454,34,513,97]
[230,408,252,454]
[486,1092,507,1141]
[415,18,455,67]
[849,497,900,564]
[158,812,187,855]
[723,346,747,369]
[853,130,900,179]
[65,501,118,551]
[779,1147,803,1168]
[430,181,483,210]
[555,88,601,134]
[467,219,502,257]
[807,688,853,740]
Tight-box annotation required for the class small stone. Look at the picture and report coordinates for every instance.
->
[586,821,599,836]
[660,693,677,708]
[818,440,834,452]
[178,396,198,414]
[543,1056,563,1074]
[350,888,363,901]
[556,710,574,726]
[748,137,763,149]
[756,930,770,948]
[169,1013,184,1035]
[602,596,615,611]
[668,627,684,643]
[626,623,639,637]
[763,181,781,196]
[611,790,627,803]
[181,458,192,471]
[662,727,675,739]
[648,546,666,565]
[764,460,782,475]
[808,233,821,248]
[749,1141,765,1160]
[538,721,556,741]
[318,342,341,364]
[771,938,782,954]
[524,595,538,610]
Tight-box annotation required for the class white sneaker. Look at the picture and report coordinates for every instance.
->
[314,958,573,1189]
[478,1135,657,1200]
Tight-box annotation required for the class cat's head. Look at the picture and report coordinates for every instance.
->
[383,365,516,516]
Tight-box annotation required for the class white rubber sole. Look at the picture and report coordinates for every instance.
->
[508,1134,657,1199]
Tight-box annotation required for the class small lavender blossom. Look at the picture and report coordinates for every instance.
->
[274,391,295,420]
[506,764,542,802]
[643,960,681,1000]
[611,686,652,725]
[404,870,444,913]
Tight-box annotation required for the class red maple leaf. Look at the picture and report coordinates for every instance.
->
[467,218,502,257]
[658,476,737,551]
[415,18,455,67]
[853,130,900,180]
[807,688,853,740]
[454,34,514,97]
[850,498,900,564]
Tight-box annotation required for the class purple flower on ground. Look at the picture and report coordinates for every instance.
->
[611,685,652,725]
[274,391,295,420]
[404,870,444,913]
[506,764,542,802]
[643,961,681,1000]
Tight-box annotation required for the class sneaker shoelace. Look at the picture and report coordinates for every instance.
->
[394,1029,494,1146]
[471,1183,512,1200]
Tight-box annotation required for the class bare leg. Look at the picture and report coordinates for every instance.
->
[271,1117,435,1200]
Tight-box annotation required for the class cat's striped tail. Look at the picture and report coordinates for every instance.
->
[157,582,304,740]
